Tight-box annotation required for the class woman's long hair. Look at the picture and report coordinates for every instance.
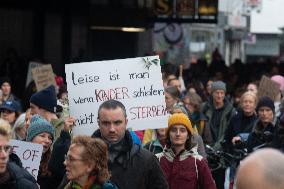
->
[39,148,52,177]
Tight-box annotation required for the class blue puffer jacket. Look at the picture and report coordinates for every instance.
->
[0,162,38,189]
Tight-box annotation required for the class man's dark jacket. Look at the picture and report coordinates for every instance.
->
[0,162,38,189]
[201,96,236,150]
[247,119,279,153]
[92,130,169,189]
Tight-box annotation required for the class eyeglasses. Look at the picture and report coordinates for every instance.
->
[64,155,84,162]
[0,145,11,154]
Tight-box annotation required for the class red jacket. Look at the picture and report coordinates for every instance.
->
[157,147,216,189]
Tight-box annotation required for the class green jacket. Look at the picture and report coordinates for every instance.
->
[50,118,65,140]
[201,97,236,150]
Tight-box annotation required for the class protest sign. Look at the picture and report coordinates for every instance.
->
[9,140,43,180]
[258,75,280,101]
[32,64,56,91]
[65,56,168,135]
[26,61,43,87]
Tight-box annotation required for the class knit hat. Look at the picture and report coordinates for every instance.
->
[256,96,275,113]
[211,81,226,93]
[271,75,284,91]
[0,100,20,112]
[26,115,55,142]
[167,113,194,136]
[30,85,57,113]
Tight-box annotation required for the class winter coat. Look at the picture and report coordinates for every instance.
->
[49,130,71,180]
[0,162,38,189]
[157,147,216,189]
[144,135,207,158]
[224,110,257,151]
[247,118,279,153]
[271,114,284,152]
[92,130,168,189]
[50,118,65,141]
[201,97,236,150]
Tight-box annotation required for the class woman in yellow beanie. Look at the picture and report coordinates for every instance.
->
[157,113,216,189]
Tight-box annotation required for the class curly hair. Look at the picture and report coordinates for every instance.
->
[71,136,110,184]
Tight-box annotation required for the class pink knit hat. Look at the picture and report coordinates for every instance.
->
[271,75,284,91]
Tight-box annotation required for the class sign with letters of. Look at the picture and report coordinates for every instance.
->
[65,56,168,135]
[9,140,43,180]
[32,64,56,91]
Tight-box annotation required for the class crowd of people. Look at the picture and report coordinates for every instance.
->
[0,55,284,189]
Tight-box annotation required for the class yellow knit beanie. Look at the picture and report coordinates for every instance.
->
[167,113,193,135]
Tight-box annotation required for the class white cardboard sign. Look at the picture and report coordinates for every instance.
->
[9,140,43,180]
[65,56,168,135]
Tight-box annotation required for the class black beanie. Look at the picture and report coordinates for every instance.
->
[30,85,57,113]
[256,96,275,113]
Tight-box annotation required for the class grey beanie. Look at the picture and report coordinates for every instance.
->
[211,81,226,93]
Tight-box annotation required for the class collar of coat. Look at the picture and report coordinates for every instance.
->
[253,117,278,134]
[92,129,134,168]
[162,146,203,162]
[92,129,133,151]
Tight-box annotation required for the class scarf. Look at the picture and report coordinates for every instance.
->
[67,176,101,189]
[108,139,124,164]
